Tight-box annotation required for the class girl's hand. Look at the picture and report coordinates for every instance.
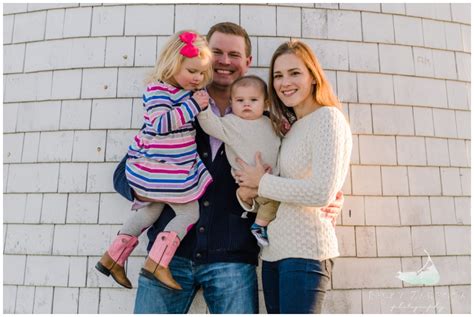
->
[321,191,344,228]
[193,90,209,110]
[234,152,267,188]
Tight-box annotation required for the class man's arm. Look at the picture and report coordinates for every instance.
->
[113,153,135,202]
[236,186,258,212]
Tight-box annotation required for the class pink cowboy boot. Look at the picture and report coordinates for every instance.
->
[141,231,182,290]
[95,234,139,289]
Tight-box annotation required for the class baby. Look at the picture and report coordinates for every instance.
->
[198,75,281,247]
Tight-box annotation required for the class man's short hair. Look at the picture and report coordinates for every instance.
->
[207,22,252,57]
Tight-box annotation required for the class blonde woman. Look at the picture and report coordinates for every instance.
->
[235,40,352,313]
[96,30,213,291]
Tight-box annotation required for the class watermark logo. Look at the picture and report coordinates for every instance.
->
[395,249,440,286]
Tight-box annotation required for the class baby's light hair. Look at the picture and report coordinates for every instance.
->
[230,75,270,109]
[147,30,213,89]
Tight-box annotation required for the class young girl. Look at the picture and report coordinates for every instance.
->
[96,30,213,291]
[197,75,281,247]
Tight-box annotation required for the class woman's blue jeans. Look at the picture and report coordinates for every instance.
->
[262,257,334,314]
[134,256,258,313]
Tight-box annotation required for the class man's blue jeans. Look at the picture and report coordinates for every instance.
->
[262,257,333,314]
[134,256,258,313]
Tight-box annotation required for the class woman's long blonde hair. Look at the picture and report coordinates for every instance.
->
[147,30,213,89]
[268,40,340,136]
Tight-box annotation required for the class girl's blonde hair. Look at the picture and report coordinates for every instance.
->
[268,40,340,136]
[147,30,213,89]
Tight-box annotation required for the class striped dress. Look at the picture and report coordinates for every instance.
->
[125,81,213,203]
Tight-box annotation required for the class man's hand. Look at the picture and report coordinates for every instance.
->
[321,191,344,228]
[237,186,258,205]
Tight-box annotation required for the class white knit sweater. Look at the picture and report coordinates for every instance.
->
[259,106,352,262]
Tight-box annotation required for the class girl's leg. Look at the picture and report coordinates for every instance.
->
[120,203,166,236]
[96,203,165,288]
[141,201,199,290]
[279,258,333,314]
[163,201,200,240]
[262,260,280,313]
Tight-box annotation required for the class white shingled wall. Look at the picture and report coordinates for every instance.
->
[3,3,471,314]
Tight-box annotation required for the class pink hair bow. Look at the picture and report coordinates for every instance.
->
[179,32,199,58]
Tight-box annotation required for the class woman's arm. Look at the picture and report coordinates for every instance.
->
[144,87,202,134]
[237,108,352,207]
[261,109,351,206]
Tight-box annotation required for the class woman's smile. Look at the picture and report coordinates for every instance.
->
[281,89,297,97]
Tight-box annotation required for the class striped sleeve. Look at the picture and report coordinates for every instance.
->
[143,84,201,134]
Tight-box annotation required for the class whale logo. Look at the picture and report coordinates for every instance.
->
[396,249,440,286]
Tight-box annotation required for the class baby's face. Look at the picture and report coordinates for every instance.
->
[230,85,266,120]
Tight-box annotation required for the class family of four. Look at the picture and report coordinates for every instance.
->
[95,22,352,314]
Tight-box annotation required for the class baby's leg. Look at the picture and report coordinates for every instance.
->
[252,198,279,247]
[163,201,200,240]
[255,197,279,226]
[120,203,165,236]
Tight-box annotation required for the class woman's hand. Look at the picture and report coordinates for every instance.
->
[321,191,344,228]
[235,152,267,188]
[237,186,258,205]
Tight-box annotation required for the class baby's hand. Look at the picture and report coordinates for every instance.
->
[193,90,209,110]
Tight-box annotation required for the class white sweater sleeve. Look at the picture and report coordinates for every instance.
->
[258,107,351,207]
[197,107,232,144]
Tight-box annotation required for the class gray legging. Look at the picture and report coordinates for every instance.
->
[120,201,199,240]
